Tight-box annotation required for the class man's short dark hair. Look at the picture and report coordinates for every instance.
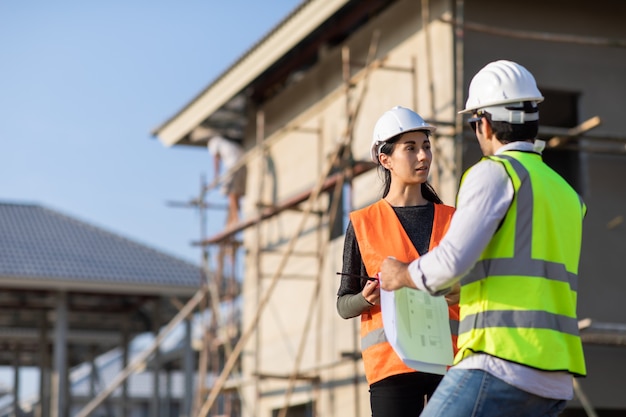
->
[483,101,539,143]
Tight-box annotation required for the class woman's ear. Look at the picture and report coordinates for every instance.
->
[379,152,390,169]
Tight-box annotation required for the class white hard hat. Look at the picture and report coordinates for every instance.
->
[370,106,436,163]
[459,60,544,123]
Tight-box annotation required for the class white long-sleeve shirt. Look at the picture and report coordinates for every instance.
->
[409,142,522,293]
[407,140,574,400]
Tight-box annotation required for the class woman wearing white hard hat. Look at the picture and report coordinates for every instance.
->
[336,106,459,417]
[380,61,586,417]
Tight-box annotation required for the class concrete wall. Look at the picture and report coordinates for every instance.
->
[461,0,626,410]
[239,0,457,416]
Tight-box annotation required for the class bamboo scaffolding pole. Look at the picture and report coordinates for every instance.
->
[197,126,353,416]
[274,140,331,417]
[275,32,379,417]
[253,109,266,415]
[193,173,238,417]
[313,120,325,417]
[453,0,465,182]
[194,160,375,245]
[196,32,382,415]
[76,289,206,417]
[459,123,626,145]
[201,51,401,201]
[193,178,210,416]
[546,116,601,148]
[440,17,626,48]
[421,0,440,191]
[573,378,599,417]
[276,175,344,417]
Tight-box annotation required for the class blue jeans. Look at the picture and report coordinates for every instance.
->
[420,369,567,417]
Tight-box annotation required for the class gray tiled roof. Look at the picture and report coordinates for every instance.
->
[0,201,202,291]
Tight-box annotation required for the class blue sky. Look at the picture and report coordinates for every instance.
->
[0,0,301,265]
[0,0,301,401]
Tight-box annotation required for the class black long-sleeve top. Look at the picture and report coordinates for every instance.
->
[336,202,435,318]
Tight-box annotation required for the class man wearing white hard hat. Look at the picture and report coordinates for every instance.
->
[380,61,586,416]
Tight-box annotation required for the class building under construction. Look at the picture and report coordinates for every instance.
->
[148,0,626,416]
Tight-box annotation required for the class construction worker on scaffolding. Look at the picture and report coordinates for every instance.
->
[191,125,247,229]
[380,60,587,416]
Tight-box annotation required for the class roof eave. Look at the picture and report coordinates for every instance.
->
[0,275,199,297]
[151,0,351,147]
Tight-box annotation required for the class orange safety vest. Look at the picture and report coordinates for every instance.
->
[350,200,459,385]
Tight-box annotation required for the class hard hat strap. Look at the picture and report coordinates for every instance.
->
[483,102,539,124]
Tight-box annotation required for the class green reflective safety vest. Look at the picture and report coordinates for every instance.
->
[456,150,587,376]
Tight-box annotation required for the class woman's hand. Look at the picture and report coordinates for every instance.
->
[362,279,380,306]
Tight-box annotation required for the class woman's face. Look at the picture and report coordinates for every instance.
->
[381,130,432,185]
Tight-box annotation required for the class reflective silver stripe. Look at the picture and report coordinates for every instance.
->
[502,155,533,259]
[449,318,459,336]
[461,258,578,291]
[361,328,387,350]
[362,319,459,350]
[461,155,578,291]
[459,310,580,336]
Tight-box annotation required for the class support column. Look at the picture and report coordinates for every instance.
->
[164,367,172,417]
[36,311,48,417]
[121,320,130,417]
[150,298,162,417]
[182,317,194,417]
[51,291,68,417]
[454,0,465,179]
[39,311,51,417]
[12,346,20,417]
[89,348,97,401]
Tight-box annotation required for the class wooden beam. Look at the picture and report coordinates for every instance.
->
[547,116,601,148]
[195,160,376,245]
[440,17,626,49]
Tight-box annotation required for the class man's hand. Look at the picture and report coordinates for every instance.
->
[379,257,416,291]
[445,283,461,306]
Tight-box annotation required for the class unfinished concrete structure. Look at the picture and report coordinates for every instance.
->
[151,0,626,416]
[0,202,202,417]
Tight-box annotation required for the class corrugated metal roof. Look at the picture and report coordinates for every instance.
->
[0,201,201,291]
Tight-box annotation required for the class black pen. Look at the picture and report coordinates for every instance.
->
[336,272,379,281]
